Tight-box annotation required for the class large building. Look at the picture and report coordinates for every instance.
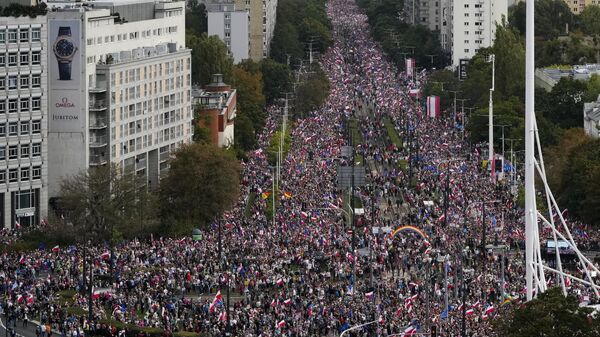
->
[207,2,249,63]
[403,0,441,32]
[440,0,507,69]
[233,0,277,61]
[47,0,193,197]
[0,15,48,229]
[564,0,600,14]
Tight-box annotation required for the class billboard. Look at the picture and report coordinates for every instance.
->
[48,20,83,132]
[459,59,469,81]
[406,58,416,79]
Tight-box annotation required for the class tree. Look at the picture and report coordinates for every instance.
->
[534,0,573,40]
[493,287,600,337]
[234,112,257,154]
[580,5,600,36]
[193,104,213,144]
[422,70,460,112]
[187,33,233,86]
[59,164,157,242]
[186,0,207,35]
[159,143,240,234]
[261,59,292,104]
[544,128,592,193]
[231,64,266,132]
[541,77,587,129]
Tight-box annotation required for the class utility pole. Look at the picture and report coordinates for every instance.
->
[448,90,461,127]
[487,54,496,181]
[495,124,510,180]
[456,98,468,136]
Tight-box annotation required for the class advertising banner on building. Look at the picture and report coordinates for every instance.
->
[48,20,83,132]
[427,96,440,118]
[459,59,469,81]
[406,58,416,79]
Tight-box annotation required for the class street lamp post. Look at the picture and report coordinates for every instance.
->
[437,158,465,228]
[487,54,496,181]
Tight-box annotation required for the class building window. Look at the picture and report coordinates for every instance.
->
[8,145,18,159]
[32,166,41,180]
[9,122,18,136]
[32,143,40,157]
[8,100,17,113]
[0,100,4,112]
[19,29,29,43]
[0,170,5,184]
[0,53,5,66]
[31,28,40,42]
[20,76,29,88]
[31,51,40,65]
[8,53,17,66]
[20,121,29,134]
[0,30,5,44]
[18,52,29,66]
[20,144,29,158]
[32,120,40,134]
[20,167,29,181]
[0,124,5,136]
[20,98,29,111]
[8,169,17,182]
[465,48,470,53]
[32,74,41,88]
[8,29,17,43]
[0,78,4,90]
[16,190,33,208]
[31,97,40,110]
[8,76,17,89]
[0,146,4,160]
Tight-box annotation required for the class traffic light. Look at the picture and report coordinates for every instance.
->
[431,325,437,337]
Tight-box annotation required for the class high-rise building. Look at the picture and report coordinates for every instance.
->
[207,2,249,63]
[47,0,193,197]
[403,0,441,32]
[0,14,48,229]
[234,0,277,61]
[440,0,507,69]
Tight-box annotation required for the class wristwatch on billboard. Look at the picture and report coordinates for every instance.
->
[53,26,78,81]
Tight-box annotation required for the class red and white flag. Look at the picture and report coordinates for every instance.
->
[276,320,286,328]
[51,245,60,253]
[100,251,110,260]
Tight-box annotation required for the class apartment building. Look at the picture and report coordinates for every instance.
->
[47,0,193,197]
[404,0,442,32]
[207,2,249,63]
[234,0,277,61]
[0,15,48,229]
[440,0,507,68]
[564,0,600,14]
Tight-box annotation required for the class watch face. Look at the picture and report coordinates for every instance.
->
[55,38,75,58]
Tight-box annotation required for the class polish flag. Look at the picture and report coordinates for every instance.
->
[437,215,445,223]
[378,316,385,324]
[403,326,416,336]
[466,309,475,316]
[100,251,110,260]
[472,301,481,309]
[276,278,284,286]
[484,305,495,315]
[26,294,34,305]
[19,255,25,264]
[17,294,24,303]
[458,303,464,312]
[424,248,432,255]
[218,312,227,322]
[300,211,309,219]
[396,308,402,317]
[409,282,418,288]
[276,320,286,328]
[365,291,374,300]
[283,299,292,305]
[15,221,21,229]
[346,252,355,262]
[51,245,60,253]
[565,277,572,288]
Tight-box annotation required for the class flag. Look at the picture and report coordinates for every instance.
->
[276,320,286,328]
[19,255,25,264]
[276,278,284,286]
[26,294,34,305]
[308,305,313,317]
[100,251,110,260]
[51,245,60,253]
[300,211,309,219]
[283,299,292,305]
[365,291,374,300]
[484,305,495,315]
[403,326,416,336]
[466,309,475,316]
[218,312,227,321]
[15,221,21,229]
[17,295,24,303]
[283,191,292,199]
[261,192,271,199]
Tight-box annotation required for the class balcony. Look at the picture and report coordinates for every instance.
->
[90,117,108,129]
[89,100,107,111]
[159,151,170,162]
[89,135,108,147]
[89,82,107,93]
[90,154,108,166]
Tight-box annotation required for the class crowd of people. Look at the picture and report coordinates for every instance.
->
[2,0,600,336]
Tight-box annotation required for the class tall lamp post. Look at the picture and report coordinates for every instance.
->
[487,54,496,181]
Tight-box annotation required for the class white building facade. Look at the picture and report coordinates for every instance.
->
[207,3,249,63]
[0,15,48,229]
[440,0,507,69]
[47,0,192,197]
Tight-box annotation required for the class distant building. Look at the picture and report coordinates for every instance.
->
[584,95,600,138]
[192,74,236,147]
[439,0,507,69]
[234,0,276,61]
[0,14,48,228]
[47,0,193,196]
[207,2,249,63]
[403,0,441,32]
[563,0,600,14]
[535,64,600,91]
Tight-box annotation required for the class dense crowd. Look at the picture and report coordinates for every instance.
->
[2,0,600,336]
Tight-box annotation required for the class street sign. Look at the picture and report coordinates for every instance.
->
[337,166,366,188]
